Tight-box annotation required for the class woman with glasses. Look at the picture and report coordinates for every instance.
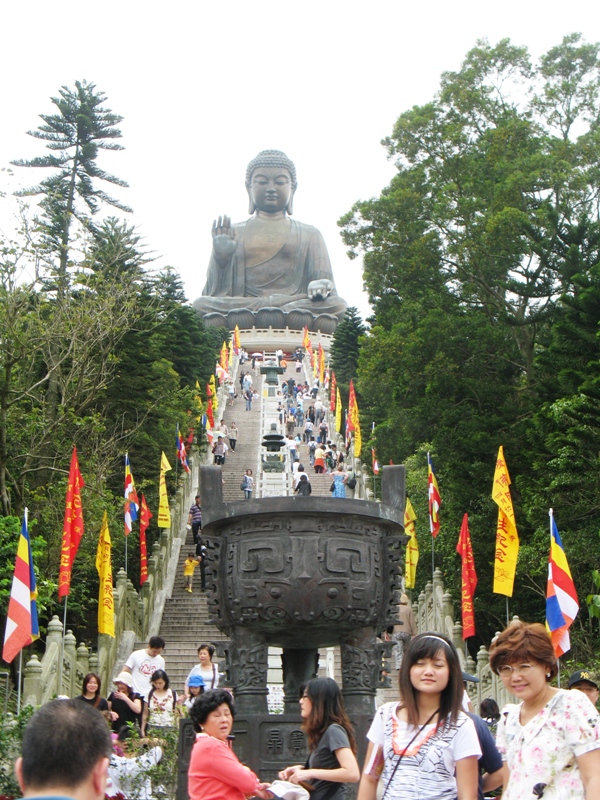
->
[490,620,600,799]
[279,677,360,800]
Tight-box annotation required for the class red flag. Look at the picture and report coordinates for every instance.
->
[58,447,85,598]
[456,513,477,638]
[139,494,152,586]
[330,371,337,412]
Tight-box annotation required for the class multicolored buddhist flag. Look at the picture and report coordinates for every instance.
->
[372,448,379,475]
[347,380,362,455]
[157,452,172,528]
[124,454,139,536]
[233,325,241,355]
[96,511,115,637]
[456,513,477,638]
[427,453,441,538]
[546,510,579,657]
[330,371,336,412]
[139,494,152,585]
[492,446,519,596]
[404,498,419,589]
[335,386,342,433]
[58,447,85,598]
[176,424,191,473]
[2,510,39,663]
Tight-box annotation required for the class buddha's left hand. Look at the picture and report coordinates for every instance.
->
[307,279,333,300]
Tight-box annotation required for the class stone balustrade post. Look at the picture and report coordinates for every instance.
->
[89,652,99,672]
[23,653,43,706]
[418,591,426,632]
[452,621,463,653]
[77,642,90,684]
[424,582,433,630]
[442,591,454,632]
[46,615,63,647]
[63,629,77,695]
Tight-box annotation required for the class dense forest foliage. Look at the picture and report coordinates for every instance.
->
[338,34,600,660]
[0,82,223,649]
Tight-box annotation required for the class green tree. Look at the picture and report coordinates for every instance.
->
[340,34,600,649]
[330,307,366,386]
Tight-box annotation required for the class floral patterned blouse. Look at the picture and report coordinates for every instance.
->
[496,689,600,799]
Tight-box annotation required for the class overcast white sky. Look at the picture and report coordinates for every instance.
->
[1,1,599,323]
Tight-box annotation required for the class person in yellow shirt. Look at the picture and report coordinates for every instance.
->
[183,553,200,593]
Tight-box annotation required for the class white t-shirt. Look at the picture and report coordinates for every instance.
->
[125,649,165,700]
[186,662,220,689]
[107,746,162,799]
[367,701,481,800]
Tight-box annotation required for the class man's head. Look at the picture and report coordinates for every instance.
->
[245,150,297,215]
[569,670,599,705]
[195,494,201,505]
[147,635,165,657]
[16,699,111,799]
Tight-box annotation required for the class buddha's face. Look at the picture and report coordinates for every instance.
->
[250,166,293,213]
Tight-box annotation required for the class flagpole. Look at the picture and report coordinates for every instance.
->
[506,596,509,626]
[58,596,68,696]
[125,536,128,576]
[17,650,22,714]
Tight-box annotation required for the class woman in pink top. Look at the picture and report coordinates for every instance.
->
[188,689,272,800]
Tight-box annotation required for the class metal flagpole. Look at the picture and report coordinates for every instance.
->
[506,596,509,626]
[17,650,22,714]
[58,596,68,696]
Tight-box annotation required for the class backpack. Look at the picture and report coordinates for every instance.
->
[347,474,357,490]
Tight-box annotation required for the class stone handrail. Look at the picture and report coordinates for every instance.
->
[21,366,235,708]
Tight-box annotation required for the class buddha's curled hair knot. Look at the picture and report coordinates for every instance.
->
[245,150,297,192]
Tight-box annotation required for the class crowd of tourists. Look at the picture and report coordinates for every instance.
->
[14,620,600,800]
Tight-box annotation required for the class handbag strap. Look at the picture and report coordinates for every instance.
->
[380,707,439,800]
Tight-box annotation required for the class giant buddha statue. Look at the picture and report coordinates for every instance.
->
[193,150,347,334]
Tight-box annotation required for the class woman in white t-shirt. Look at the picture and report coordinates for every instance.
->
[358,632,480,800]
[184,643,220,699]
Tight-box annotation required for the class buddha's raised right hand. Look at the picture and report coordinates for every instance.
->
[212,215,237,264]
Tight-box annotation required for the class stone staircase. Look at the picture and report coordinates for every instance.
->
[154,372,264,694]
[154,361,363,703]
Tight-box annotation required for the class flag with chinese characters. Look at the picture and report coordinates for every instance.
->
[330,371,336,412]
[546,511,579,657]
[302,327,314,368]
[456,513,477,638]
[139,494,152,585]
[176,424,191,473]
[157,452,172,528]
[318,344,325,384]
[220,341,229,373]
[347,380,362,455]
[427,453,441,538]
[206,382,215,429]
[124,454,139,536]
[492,446,519,596]
[335,386,342,433]
[58,447,85,598]
[233,325,241,355]
[96,511,115,637]
[404,498,419,589]
[209,374,218,416]
[2,510,39,663]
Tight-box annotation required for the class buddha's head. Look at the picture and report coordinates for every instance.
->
[246,150,297,215]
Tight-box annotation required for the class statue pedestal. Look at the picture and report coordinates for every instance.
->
[230,326,334,355]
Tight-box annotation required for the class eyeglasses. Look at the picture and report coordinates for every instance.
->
[497,663,536,677]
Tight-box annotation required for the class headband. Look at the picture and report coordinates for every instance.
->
[420,635,450,647]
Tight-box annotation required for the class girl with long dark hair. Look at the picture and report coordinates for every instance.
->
[358,633,480,800]
[76,672,108,712]
[279,677,359,800]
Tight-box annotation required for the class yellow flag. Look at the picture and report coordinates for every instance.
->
[404,498,419,589]
[492,446,519,596]
[335,387,342,432]
[209,375,218,415]
[96,511,115,637]
[157,452,172,528]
